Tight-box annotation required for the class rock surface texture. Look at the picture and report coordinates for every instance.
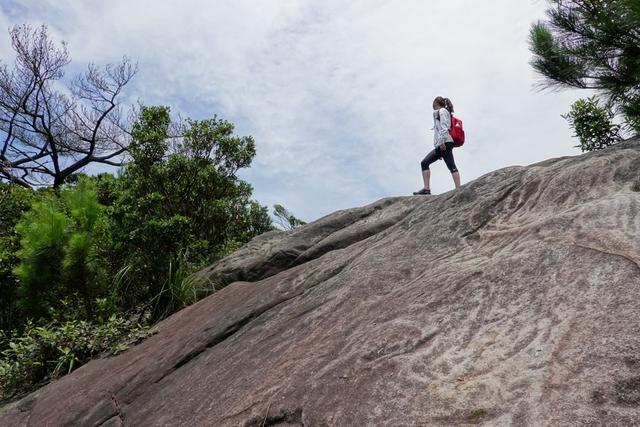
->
[2,139,640,426]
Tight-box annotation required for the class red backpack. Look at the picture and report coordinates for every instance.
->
[450,114,465,147]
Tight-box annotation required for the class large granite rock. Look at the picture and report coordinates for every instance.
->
[2,139,640,426]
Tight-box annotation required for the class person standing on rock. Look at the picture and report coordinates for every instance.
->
[413,97,461,195]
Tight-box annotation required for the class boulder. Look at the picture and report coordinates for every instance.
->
[2,139,640,426]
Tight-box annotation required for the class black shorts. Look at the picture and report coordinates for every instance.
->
[421,141,458,173]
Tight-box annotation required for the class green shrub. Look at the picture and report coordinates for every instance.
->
[563,97,623,152]
[60,178,109,318]
[0,184,36,332]
[13,196,67,319]
[13,178,111,321]
[0,310,149,401]
[114,252,220,322]
[149,255,218,319]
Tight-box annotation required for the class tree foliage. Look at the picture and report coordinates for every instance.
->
[529,0,640,132]
[0,183,35,331]
[13,196,67,319]
[0,29,275,394]
[13,178,108,320]
[0,24,136,188]
[5,106,273,326]
[103,106,273,319]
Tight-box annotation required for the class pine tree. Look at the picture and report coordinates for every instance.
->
[529,0,640,132]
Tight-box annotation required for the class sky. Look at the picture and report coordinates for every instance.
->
[0,0,587,222]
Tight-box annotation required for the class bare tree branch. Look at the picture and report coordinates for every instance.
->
[0,24,137,187]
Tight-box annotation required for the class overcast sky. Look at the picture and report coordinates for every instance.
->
[0,0,586,222]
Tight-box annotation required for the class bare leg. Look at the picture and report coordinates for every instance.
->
[422,169,431,191]
[452,171,461,190]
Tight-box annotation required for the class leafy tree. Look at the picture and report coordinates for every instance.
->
[103,106,273,319]
[529,0,640,133]
[273,204,306,230]
[0,24,136,188]
[563,96,623,151]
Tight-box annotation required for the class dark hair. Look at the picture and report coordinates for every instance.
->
[433,96,454,113]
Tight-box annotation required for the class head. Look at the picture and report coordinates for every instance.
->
[433,96,454,113]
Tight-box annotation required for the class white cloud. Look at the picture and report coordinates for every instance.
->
[0,9,12,58]
[0,0,587,221]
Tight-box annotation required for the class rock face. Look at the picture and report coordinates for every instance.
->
[2,139,640,426]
